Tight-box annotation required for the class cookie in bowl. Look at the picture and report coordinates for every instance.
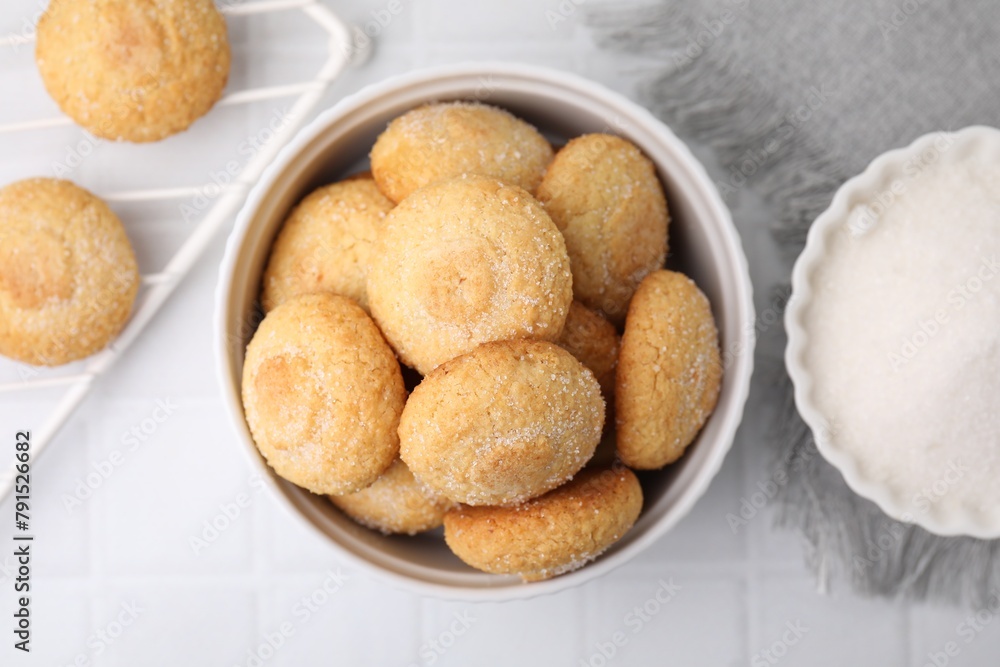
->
[260,174,393,313]
[399,339,604,506]
[329,458,455,536]
[616,270,722,470]
[443,466,643,581]
[370,101,553,203]
[537,133,669,323]
[241,293,405,495]
[367,174,572,375]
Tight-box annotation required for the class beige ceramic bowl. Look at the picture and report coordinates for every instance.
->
[215,63,754,599]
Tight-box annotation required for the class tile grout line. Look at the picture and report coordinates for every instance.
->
[626,558,808,578]
[571,4,592,73]
[252,463,267,655]
[417,595,431,661]
[85,410,104,664]
[411,0,428,67]
[579,583,592,661]
[21,557,814,584]
[576,582,590,662]
[245,3,266,644]
[903,605,914,666]
[738,421,760,661]
[745,555,761,662]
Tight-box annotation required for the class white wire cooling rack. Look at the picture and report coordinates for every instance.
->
[0,0,362,500]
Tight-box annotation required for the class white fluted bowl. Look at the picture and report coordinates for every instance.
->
[786,126,1000,539]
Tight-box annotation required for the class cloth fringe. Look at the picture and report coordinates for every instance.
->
[588,3,850,255]
[587,1,1000,607]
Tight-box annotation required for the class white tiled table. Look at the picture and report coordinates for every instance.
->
[2,1,998,665]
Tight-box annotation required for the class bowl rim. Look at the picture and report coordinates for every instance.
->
[214,61,756,600]
[785,124,1000,539]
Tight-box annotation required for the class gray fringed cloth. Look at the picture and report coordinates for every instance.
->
[587,0,1000,606]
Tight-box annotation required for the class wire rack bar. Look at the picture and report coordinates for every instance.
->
[220,0,315,16]
[0,374,95,393]
[103,187,222,202]
[0,0,311,47]
[0,79,334,135]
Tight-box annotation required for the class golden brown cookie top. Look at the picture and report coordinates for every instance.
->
[36,0,230,142]
[399,339,605,506]
[369,101,554,203]
[443,466,643,581]
[0,178,139,366]
[329,458,455,535]
[261,176,393,313]
[367,174,572,375]
[242,293,405,495]
[616,270,722,469]
[536,133,669,322]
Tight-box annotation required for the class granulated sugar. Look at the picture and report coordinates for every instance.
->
[804,151,1000,526]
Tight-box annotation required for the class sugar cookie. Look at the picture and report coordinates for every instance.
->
[536,134,669,323]
[367,174,572,375]
[616,270,721,469]
[370,101,553,203]
[329,458,455,535]
[36,0,230,142]
[399,340,604,506]
[443,466,643,581]
[242,293,404,494]
[261,175,393,313]
[557,300,620,399]
[0,178,138,366]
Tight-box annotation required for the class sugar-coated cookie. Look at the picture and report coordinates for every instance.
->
[443,466,643,581]
[329,459,455,535]
[536,134,669,323]
[616,270,721,469]
[0,178,139,366]
[370,101,553,203]
[261,175,393,313]
[399,340,604,506]
[36,0,230,142]
[242,293,405,495]
[367,175,572,375]
[557,300,620,399]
